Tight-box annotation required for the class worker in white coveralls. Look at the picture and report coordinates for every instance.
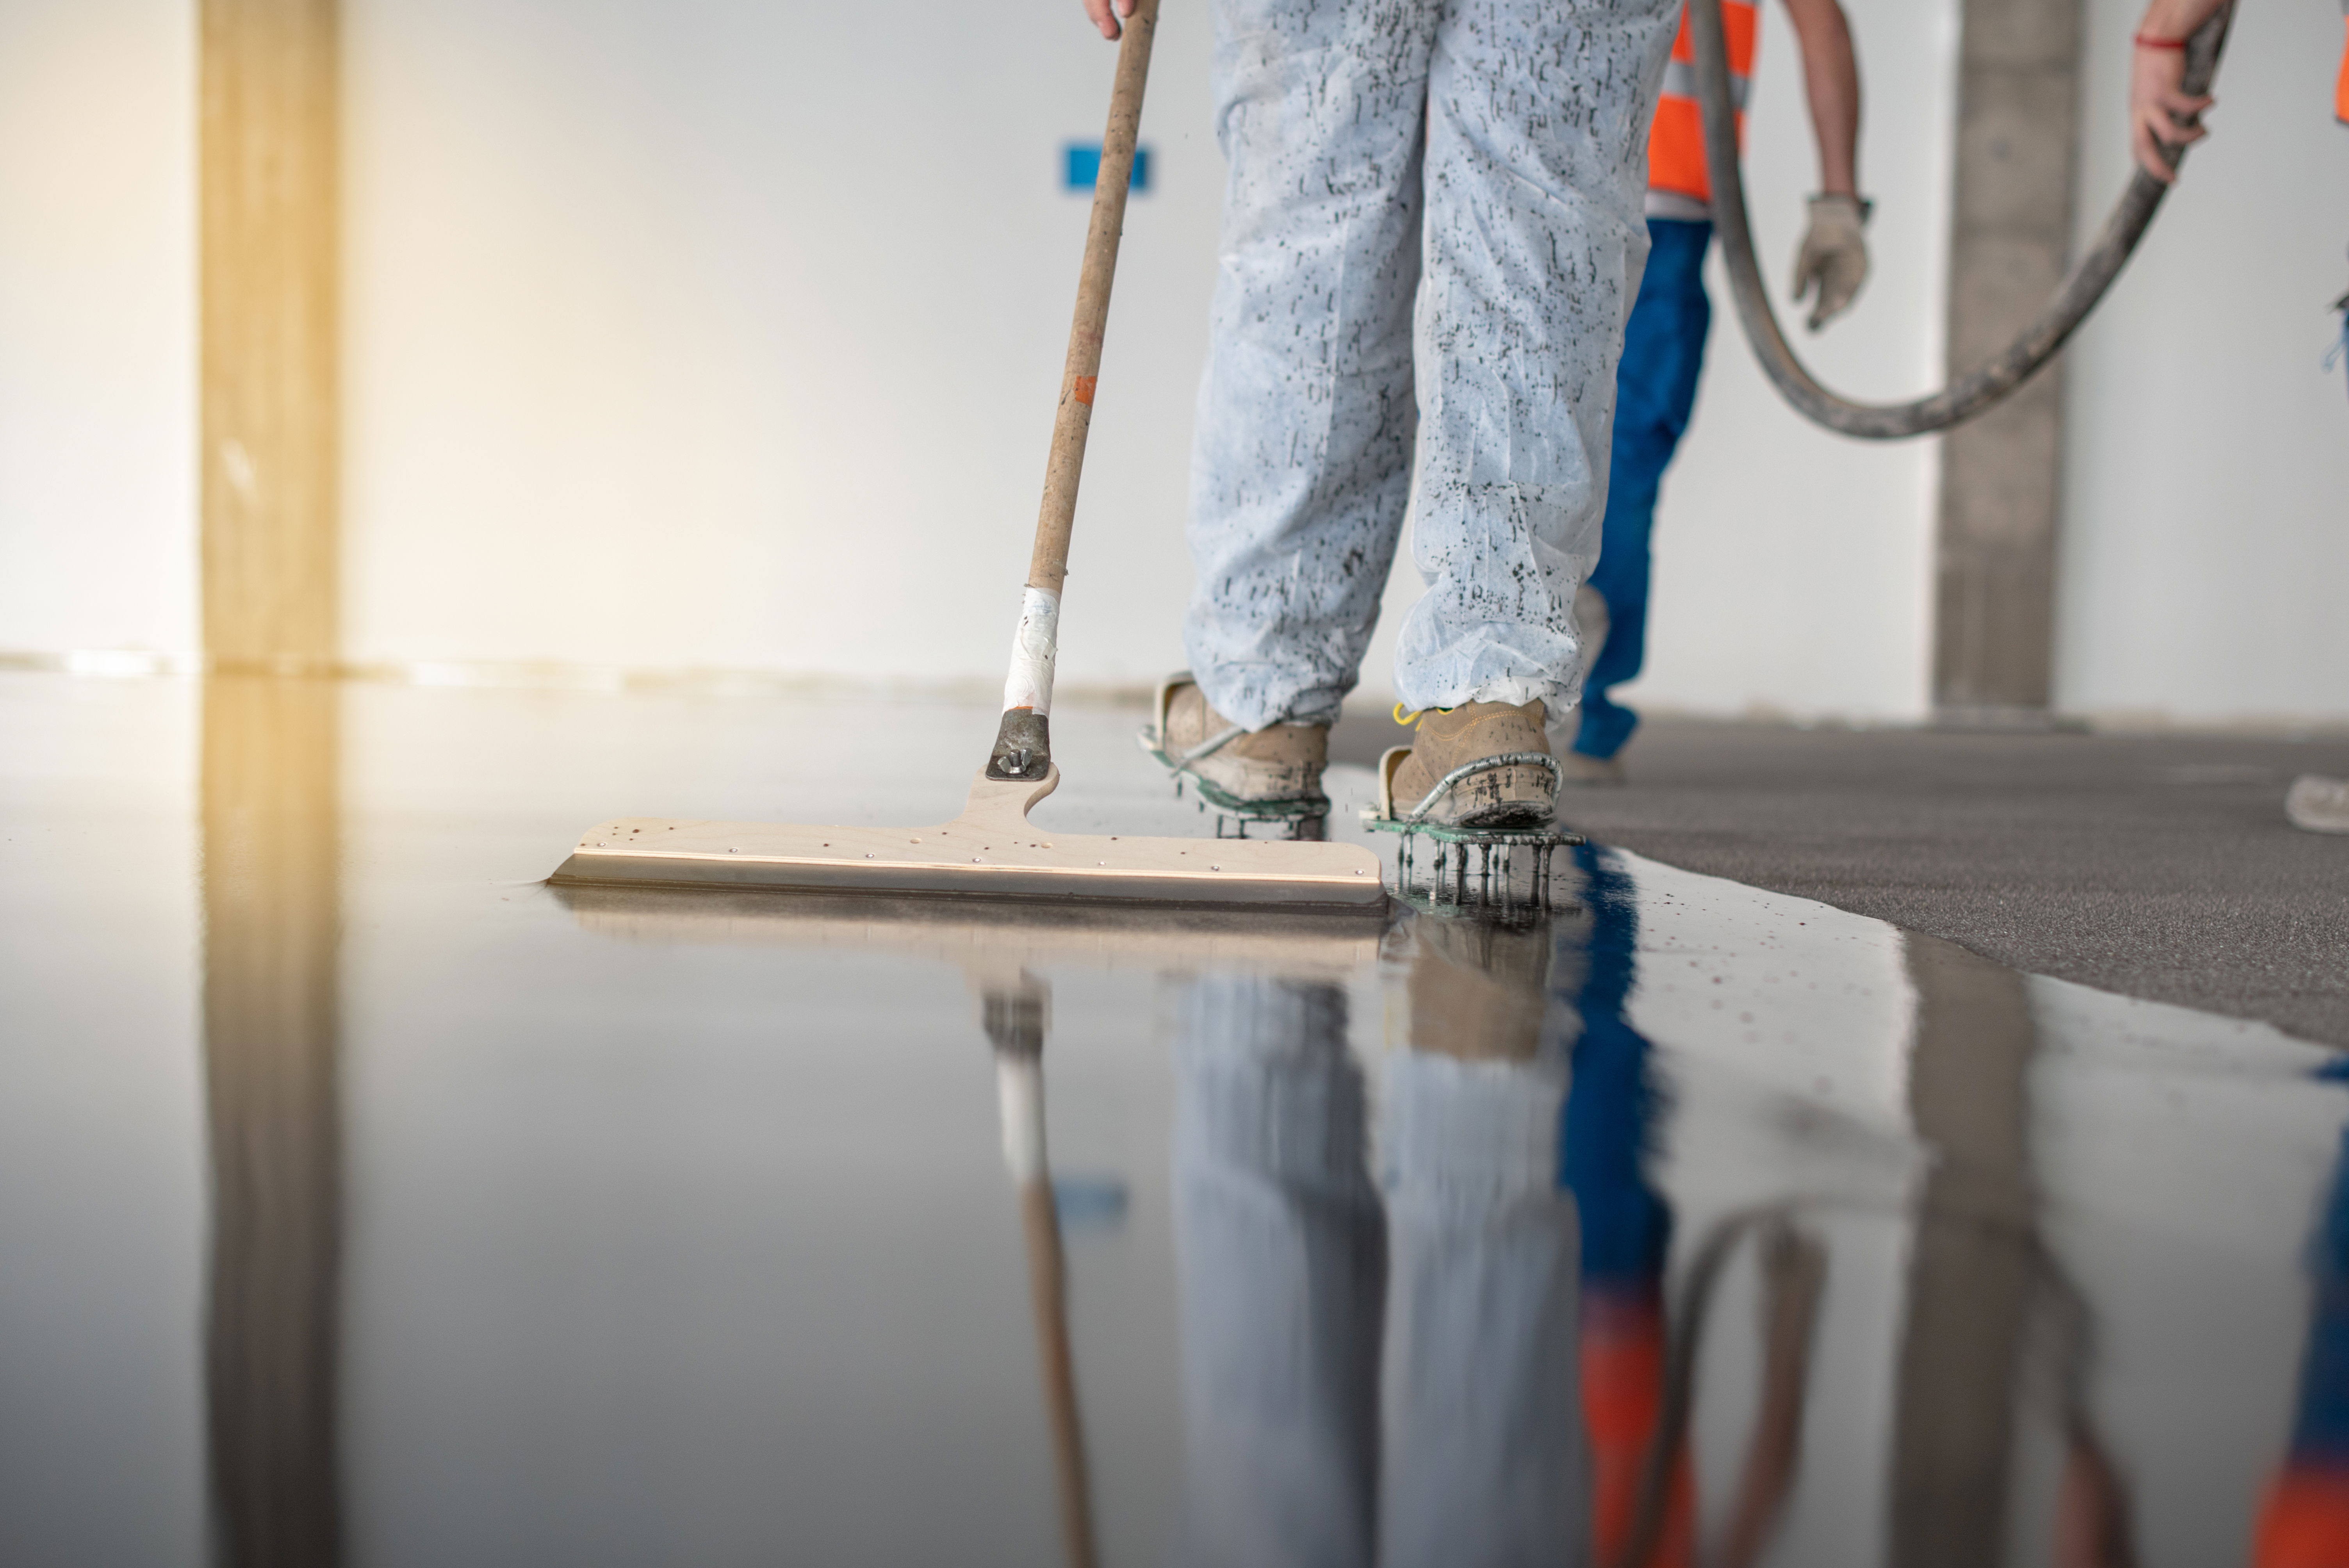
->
[1085,0,1685,829]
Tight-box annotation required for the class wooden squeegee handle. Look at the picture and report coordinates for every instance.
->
[984,1,1158,783]
[1030,0,1159,597]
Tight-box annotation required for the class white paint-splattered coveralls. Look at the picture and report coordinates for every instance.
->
[1185,0,1679,730]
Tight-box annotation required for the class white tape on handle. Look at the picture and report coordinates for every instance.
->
[1002,586,1060,715]
[997,1053,1046,1184]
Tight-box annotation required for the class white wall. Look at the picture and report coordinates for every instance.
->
[0,0,196,657]
[1,0,2337,727]
[341,0,1961,716]
[340,0,1221,690]
[2058,2,2349,725]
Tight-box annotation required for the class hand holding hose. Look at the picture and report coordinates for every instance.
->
[2129,0,2229,181]
[1791,195,1870,331]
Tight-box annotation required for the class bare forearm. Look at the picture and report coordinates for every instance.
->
[1782,0,1861,196]
[2136,0,2228,42]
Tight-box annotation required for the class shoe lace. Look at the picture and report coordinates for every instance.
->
[1393,702,1456,727]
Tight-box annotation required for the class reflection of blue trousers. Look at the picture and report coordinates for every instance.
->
[1559,845,1672,1289]
[1574,219,1715,762]
[2288,1117,2349,1462]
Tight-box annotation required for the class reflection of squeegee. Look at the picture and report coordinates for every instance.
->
[551,884,1382,978]
[544,0,1383,915]
[992,1016,1101,1568]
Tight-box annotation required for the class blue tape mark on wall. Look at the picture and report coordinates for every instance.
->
[1064,143,1151,194]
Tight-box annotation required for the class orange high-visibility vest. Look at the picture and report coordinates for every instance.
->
[2336,0,2347,126]
[1649,0,1761,205]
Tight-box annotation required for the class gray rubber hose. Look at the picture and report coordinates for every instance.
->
[1688,0,2234,439]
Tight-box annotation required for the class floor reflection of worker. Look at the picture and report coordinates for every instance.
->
[1557,846,1696,1565]
[1168,950,1588,1567]
[1566,0,1868,784]
[2252,1083,2349,1566]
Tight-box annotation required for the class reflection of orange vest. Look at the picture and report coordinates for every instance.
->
[1649,0,1760,204]
[1583,1293,1696,1568]
[2253,1466,2349,1567]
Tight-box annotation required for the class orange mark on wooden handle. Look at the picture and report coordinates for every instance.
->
[1073,376,1098,406]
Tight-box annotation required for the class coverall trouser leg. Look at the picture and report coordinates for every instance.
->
[1184,0,1678,730]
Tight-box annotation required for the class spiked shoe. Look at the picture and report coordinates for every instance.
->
[1142,674,1329,811]
[1378,700,1559,829]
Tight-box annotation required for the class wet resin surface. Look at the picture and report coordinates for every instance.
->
[4,672,2343,1567]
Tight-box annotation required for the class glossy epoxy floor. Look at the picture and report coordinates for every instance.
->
[4,670,2346,1568]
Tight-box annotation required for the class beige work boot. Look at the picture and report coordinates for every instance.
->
[1403,912,1556,1062]
[1147,674,1328,807]
[1380,700,1558,829]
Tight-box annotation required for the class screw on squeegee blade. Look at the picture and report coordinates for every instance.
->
[986,708,1052,780]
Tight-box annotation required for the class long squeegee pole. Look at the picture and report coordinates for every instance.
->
[989,0,1161,782]
[1690,0,2231,439]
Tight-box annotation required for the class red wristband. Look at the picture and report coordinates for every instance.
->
[2132,32,2187,49]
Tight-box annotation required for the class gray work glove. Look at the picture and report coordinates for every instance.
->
[1791,194,1871,332]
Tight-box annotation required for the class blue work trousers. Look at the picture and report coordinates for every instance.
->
[1574,217,1713,762]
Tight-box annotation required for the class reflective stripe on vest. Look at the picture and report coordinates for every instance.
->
[1649,0,1760,205]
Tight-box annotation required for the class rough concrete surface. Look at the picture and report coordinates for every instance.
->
[1336,715,2349,1047]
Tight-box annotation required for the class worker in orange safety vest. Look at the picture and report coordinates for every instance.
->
[1564,0,1866,784]
[2135,0,2349,848]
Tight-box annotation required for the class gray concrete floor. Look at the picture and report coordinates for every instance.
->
[1338,714,2349,1048]
[10,673,2349,1560]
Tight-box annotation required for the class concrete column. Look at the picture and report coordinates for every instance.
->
[1933,0,2082,720]
[199,9,344,1549]
[1890,934,2041,1568]
[201,0,340,671]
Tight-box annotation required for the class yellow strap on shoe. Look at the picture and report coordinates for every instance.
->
[1393,703,1455,727]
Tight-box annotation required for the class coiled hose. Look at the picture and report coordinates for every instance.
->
[1687,0,2235,439]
